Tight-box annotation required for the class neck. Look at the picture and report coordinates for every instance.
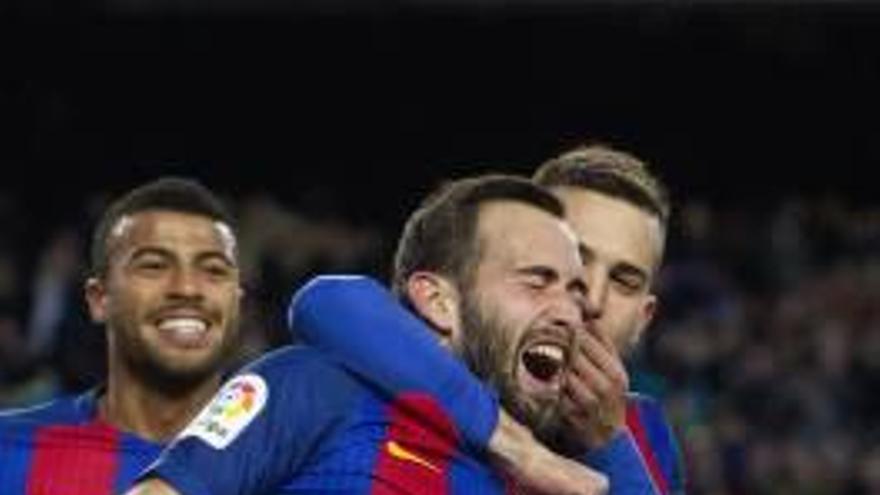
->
[100,365,222,443]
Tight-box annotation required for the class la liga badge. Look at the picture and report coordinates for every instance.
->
[182,373,269,449]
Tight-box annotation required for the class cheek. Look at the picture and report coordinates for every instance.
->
[109,283,159,320]
[603,299,642,339]
[215,286,242,314]
[109,291,143,320]
[493,307,531,344]
[204,286,242,332]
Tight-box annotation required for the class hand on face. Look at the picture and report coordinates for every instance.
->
[559,321,629,452]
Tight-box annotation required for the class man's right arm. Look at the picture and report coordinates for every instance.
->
[289,275,648,494]
[289,275,499,450]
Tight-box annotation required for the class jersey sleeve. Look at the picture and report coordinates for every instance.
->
[140,347,361,495]
[287,275,499,452]
[625,394,688,495]
[581,430,664,495]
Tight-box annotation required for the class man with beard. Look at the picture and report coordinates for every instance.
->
[126,174,640,494]
[257,144,684,493]
[0,177,243,494]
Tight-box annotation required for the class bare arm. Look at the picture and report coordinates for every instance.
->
[489,409,608,495]
[124,478,180,495]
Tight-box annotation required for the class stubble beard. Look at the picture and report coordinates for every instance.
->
[456,292,572,454]
[113,309,239,398]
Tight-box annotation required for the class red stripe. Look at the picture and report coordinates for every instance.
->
[371,394,457,494]
[27,423,120,495]
[626,403,669,495]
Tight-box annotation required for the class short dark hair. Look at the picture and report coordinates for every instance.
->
[90,176,234,277]
[392,174,565,298]
[533,144,670,228]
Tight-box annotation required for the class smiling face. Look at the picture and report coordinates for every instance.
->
[554,187,663,354]
[86,210,242,392]
[450,200,589,440]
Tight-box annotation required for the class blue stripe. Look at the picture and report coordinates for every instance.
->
[114,433,164,493]
[449,450,504,494]
[277,394,385,493]
[0,422,36,493]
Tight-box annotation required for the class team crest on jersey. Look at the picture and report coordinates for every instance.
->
[181,373,268,449]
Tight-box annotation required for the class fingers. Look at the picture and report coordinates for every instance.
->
[568,329,629,400]
[560,328,630,447]
[579,324,628,384]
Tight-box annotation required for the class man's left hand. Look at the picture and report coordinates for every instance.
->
[559,323,629,451]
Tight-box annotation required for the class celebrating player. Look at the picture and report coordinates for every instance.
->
[0,177,243,493]
[284,144,686,493]
[128,175,628,494]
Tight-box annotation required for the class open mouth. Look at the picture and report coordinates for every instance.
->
[522,344,566,382]
[517,340,568,400]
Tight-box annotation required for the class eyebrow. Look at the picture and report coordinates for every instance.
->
[515,265,559,281]
[127,246,171,262]
[128,246,236,267]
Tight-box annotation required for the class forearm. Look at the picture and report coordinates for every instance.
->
[488,410,609,495]
[486,409,535,472]
[289,275,498,448]
[125,478,180,495]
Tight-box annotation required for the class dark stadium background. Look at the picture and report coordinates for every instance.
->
[7,4,880,213]
[4,3,880,493]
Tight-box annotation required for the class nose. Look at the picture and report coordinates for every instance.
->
[582,266,608,320]
[549,289,591,334]
[167,266,204,301]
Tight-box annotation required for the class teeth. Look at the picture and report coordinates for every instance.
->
[158,318,207,335]
[529,344,564,363]
[522,343,567,383]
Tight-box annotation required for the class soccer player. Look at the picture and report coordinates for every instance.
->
[0,177,243,493]
[281,144,685,493]
[533,145,685,493]
[127,175,645,494]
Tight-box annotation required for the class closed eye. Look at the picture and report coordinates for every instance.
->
[611,266,647,293]
[517,266,558,289]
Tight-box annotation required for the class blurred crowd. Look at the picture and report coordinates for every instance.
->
[1,189,879,494]
[639,196,880,494]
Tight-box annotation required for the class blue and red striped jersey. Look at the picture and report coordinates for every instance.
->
[141,274,682,494]
[0,390,163,495]
[144,345,506,494]
[625,394,686,495]
[288,275,686,494]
